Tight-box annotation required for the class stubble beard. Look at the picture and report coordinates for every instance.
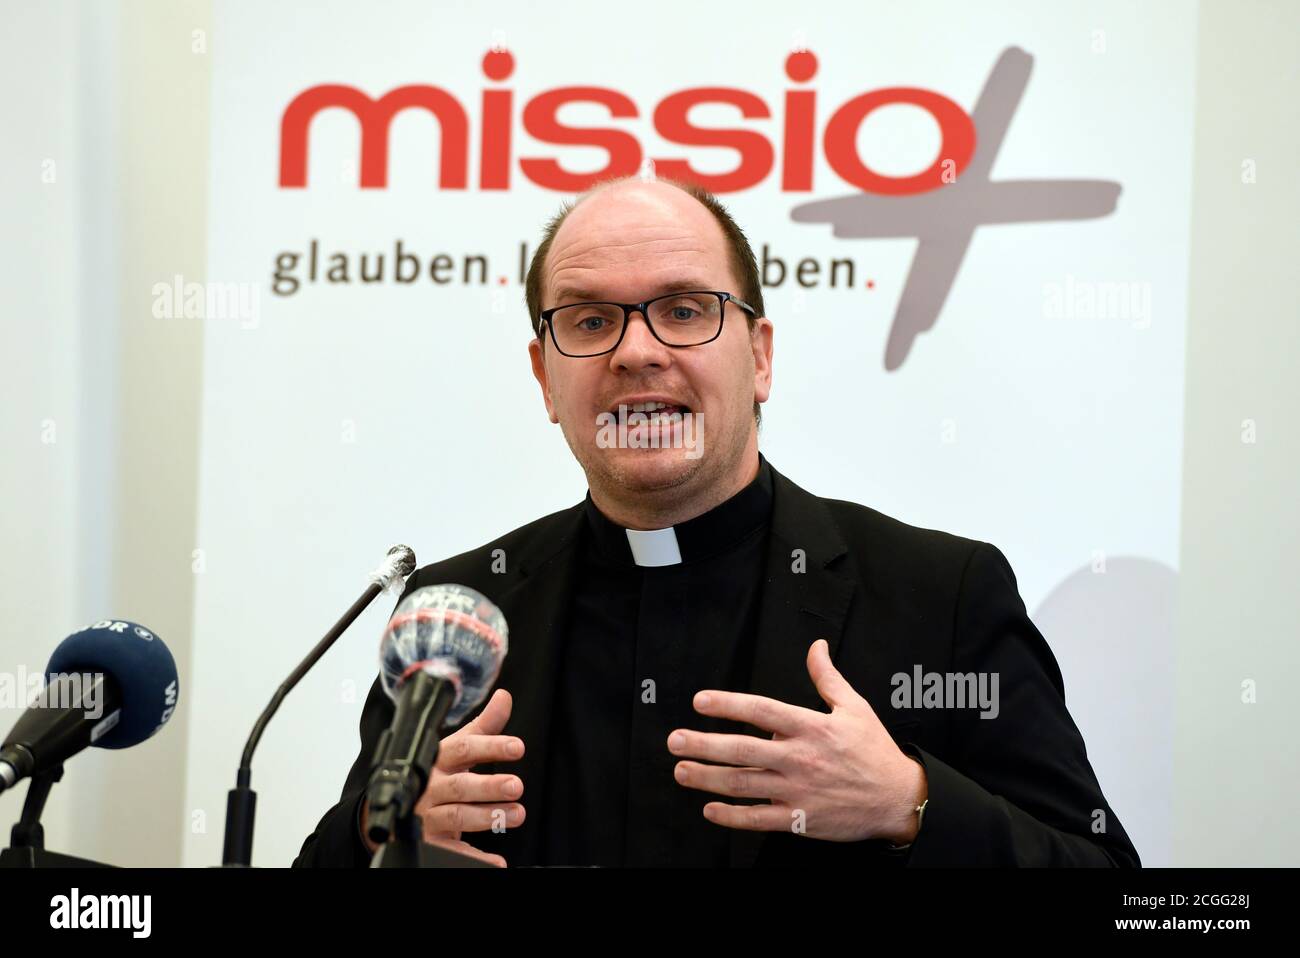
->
[564,403,752,522]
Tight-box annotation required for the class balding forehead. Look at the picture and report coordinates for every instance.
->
[577,176,704,208]
[547,210,729,286]
[538,179,739,307]
[551,276,720,305]
[551,194,726,262]
[564,179,722,234]
[551,226,708,263]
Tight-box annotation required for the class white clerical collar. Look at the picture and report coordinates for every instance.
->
[624,527,683,567]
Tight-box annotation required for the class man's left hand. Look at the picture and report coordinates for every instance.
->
[667,639,927,843]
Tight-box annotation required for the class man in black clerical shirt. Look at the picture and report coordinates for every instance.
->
[294,176,1140,868]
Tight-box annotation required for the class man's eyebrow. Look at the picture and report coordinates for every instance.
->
[552,279,717,304]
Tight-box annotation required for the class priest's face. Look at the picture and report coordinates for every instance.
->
[529,180,773,522]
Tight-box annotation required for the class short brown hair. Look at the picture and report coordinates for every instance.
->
[524,176,766,426]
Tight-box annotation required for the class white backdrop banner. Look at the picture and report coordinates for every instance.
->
[185,0,1195,866]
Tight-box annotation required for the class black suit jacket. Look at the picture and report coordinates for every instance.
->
[294,463,1140,868]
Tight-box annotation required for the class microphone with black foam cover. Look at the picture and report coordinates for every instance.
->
[0,620,179,792]
[365,584,509,845]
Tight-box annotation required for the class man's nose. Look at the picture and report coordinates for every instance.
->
[608,310,672,373]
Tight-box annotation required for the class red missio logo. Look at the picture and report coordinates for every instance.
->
[277,46,1119,369]
[279,47,974,195]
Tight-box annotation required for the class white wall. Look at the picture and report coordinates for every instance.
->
[1173,0,1300,866]
[0,0,209,866]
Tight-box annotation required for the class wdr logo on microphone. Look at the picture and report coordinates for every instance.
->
[49,888,151,939]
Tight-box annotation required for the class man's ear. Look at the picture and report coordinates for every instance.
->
[528,337,560,423]
[751,316,774,404]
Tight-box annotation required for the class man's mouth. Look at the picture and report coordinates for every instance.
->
[608,400,692,425]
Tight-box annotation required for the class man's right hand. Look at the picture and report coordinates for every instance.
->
[361,688,526,867]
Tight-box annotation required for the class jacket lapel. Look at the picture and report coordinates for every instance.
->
[729,467,857,868]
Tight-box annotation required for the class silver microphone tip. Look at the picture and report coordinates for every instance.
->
[387,544,417,578]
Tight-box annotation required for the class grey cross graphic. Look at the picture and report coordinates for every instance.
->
[791,47,1121,370]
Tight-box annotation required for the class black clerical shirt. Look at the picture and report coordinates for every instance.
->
[541,456,775,867]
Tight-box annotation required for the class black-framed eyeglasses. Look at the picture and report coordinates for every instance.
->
[538,290,757,358]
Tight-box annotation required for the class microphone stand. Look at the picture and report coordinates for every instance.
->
[223,545,414,867]
[0,765,111,868]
